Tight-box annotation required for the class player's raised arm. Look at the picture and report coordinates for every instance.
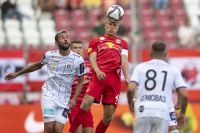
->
[5,61,44,80]
[121,53,129,83]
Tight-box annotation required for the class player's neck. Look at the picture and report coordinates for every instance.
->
[59,49,70,56]
[151,57,167,61]
[104,33,116,37]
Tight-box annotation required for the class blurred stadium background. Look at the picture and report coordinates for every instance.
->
[0,0,200,133]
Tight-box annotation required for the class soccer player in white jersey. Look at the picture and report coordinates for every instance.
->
[5,30,85,133]
[127,41,188,133]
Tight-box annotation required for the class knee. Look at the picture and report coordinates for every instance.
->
[103,115,113,125]
[81,97,94,110]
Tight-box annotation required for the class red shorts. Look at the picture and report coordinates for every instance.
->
[87,72,120,107]
[68,106,94,128]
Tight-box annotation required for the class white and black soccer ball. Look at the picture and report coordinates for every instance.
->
[107,5,124,22]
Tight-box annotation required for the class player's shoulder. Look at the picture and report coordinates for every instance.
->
[115,36,128,48]
[90,36,101,43]
[45,50,59,56]
[168,65,180,73]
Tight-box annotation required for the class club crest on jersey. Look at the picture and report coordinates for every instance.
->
[106,42,114,48]
[100,37,105,42]
[115,39,121,44]
[50,63,57,71]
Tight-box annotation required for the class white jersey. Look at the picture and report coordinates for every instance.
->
[40,50,85,106]
[130,59,187,121]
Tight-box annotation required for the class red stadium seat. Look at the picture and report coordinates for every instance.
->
[55,19,72,31]
[173,15,185,27]
[141,8,154,18]
[123,9,131,30]
[155,9,171,19]
[53,9,69,20]
[160,29,177,43]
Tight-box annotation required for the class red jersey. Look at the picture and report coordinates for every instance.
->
[88,35,128,73]
[70,60,93,106]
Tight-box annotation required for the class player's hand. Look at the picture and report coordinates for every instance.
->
[68,98,76,109]
[176,113,185,129]
[5,72,18,80]
[95,70,106,80]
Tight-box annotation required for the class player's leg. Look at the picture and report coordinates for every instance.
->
[75,125,83,133]
[68,106,84,133]
[54,121,64,133]
[81,95,95,111]
[95,72,120,133]
[82,109,94,133]
[134,117,151,133]
[95,104,116,133]
[54,108,69,133]
[83,127,93,133]
[41,94,56,133]
[44,121,55,133]
[69,75,103,133]
[150,117,168,133]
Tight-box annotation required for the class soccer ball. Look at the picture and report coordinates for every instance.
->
[107,5,124,22]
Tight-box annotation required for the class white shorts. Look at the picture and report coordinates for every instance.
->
[41,94,69,124]
[169,106,177,126]
[134,117,168,133]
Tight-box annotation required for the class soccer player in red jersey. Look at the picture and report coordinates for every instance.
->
[69,18,129,133]
[68,41,94,133]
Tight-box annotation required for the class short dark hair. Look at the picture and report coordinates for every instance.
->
[71,40,83,45]
[55,30,67,42]
[151,41,167,57]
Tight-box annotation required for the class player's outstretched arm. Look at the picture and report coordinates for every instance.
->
[127,82,137,113]
[5,61,44,80]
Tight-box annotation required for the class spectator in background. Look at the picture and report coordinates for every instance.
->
[55,0,68,9]
[82,0,101,9]
[153,0,168,9]
[67,0,83,10]
[1,0,21,21]
[178,18,195,47]
[91,15,105,37]
[38,0,56,12]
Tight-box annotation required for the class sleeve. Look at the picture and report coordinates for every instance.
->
[130,65,140,85]
[174,69,187,90]
[76,57,86,76]
[88,38,98,55]
[40,53,48,65]
[121,39,128,56]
